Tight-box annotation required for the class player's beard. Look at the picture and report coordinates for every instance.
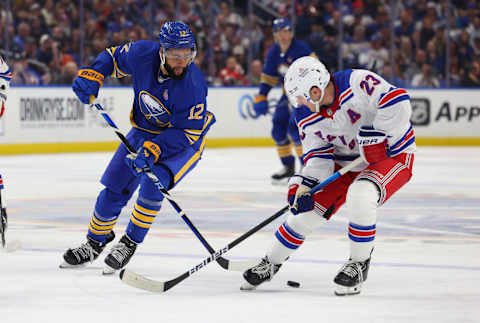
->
[164,62,188,80]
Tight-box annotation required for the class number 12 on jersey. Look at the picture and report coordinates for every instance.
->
[188,103,204,120]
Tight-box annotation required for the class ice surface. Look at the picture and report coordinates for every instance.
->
[1,147,479,323]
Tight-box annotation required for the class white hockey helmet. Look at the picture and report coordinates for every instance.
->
[284,56,330,109]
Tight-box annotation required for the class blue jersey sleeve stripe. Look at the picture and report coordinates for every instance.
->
[390,137,415,156]
[390,125,413,150]
[340,93,354,105]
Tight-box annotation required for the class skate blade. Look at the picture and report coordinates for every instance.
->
[240,281,257,291]
[334,284,362,296]
[0,239,22,253]
[59,261,87,269]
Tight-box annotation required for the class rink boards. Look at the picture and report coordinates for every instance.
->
[0,87,480,154]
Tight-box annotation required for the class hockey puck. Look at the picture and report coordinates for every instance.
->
[287,280,300,288]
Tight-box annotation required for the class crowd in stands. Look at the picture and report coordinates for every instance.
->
[1,0,479,88]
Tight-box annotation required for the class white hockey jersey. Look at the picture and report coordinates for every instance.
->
[295,69,416,182]
[0,55,12,118]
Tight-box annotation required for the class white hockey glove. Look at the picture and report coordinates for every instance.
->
[287,175,319,214]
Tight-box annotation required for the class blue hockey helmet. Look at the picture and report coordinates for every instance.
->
[273,17,292,32]
[159,21,196,51]
[159,21,196,66]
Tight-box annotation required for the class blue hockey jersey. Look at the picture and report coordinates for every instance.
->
[259,39,313,96]
[91,40,215,158]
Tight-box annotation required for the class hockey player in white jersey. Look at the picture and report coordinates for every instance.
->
[0,55,12,247]
[241,56,415,295]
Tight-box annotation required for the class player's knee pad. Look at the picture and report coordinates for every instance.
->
[286,210,327,237]
[95,187,131,218]
[346,179,379,226]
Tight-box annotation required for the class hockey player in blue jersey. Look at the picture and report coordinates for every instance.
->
[60,21,216,273]
[252,17,317,184]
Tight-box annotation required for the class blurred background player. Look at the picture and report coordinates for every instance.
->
[0,55,12,247]
[60,21,216,273]
[252,17,317,184]
[241,56,416,296]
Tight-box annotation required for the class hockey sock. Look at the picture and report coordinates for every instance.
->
[294,144,303,160]
[126,198,162,243]
[346,180,378,261]
[276,143,295,166]
[88,211,119,243]
[268,221,305,264]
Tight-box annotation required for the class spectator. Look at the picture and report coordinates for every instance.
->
[249,59,263,85]
[343,25,369,67]
[2,0,479,87]
[426,39,444,76]
[382,59,408,88]
[461,59,480,87]
[358,33,388,73]
[36,35,55,66]
[216,1,243,30]
[13,22,31,53]
[449,54,464,87]
[394,10,414,37]
[52,61,78,85]
[10,57,44,85]
[411,63,440,88]
[419,16,436,45]
[218,56,247,86]
[405,48,427,82]
[23,37,37,60]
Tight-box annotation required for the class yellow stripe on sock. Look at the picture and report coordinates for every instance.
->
[88,226,112,235]
[134,204,159,215]
[132,209,156,223]
[89,219,115,231]
[92,216,118,226]
[130,216,151,229]
[294,144,303,157]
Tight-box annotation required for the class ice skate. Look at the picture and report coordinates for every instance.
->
[333,257,371,296]
[271,164,295,185]
[240,256,282,290]
[60,231,115,268]
[103,234,138,275]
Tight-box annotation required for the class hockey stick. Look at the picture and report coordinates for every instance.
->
[119,157,364,293]
[89,97,238,271]
[0,175,7,248]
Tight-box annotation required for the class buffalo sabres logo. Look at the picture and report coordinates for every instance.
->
[139,90,171,127]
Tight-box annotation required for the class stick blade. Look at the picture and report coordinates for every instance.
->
[225,259,260,272]
[119,269,166,293]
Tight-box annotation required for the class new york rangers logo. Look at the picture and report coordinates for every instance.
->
[139,91,171,127]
